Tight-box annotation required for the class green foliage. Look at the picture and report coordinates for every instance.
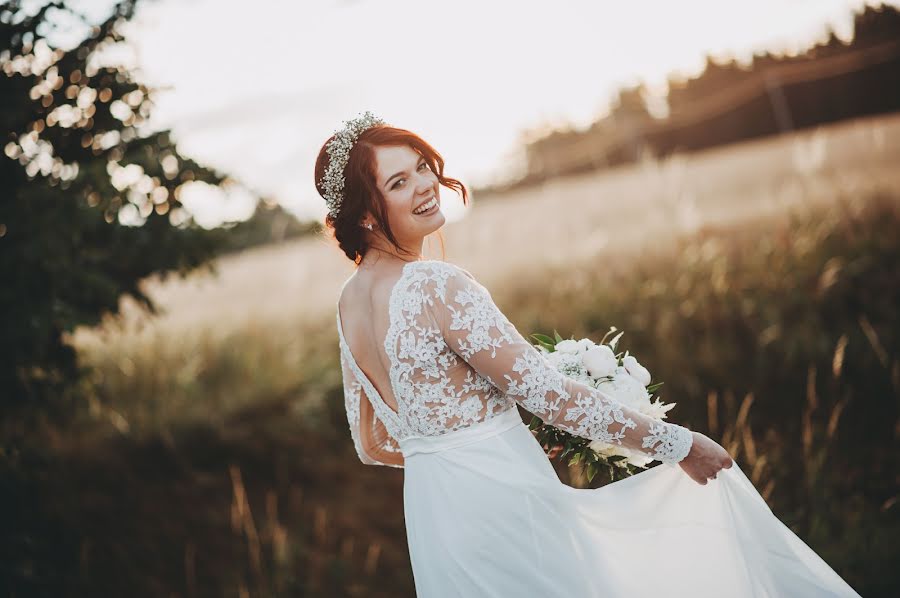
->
[528,332,556,350]
[0,0,229,416]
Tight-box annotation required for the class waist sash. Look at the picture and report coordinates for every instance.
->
[399,407,524,457]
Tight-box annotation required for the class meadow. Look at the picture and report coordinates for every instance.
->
[8,113,899,597]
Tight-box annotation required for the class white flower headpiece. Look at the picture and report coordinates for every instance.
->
[320,110,387,220]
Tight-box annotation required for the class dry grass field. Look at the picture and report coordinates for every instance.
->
[74,111,900,340]
[69,111,900,429]
[15,112,897,597]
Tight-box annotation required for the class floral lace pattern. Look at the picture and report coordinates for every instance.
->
[339,350,403,468]
[642,421,694,464]
[337,260,693,467]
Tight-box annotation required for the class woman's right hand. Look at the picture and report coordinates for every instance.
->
[678,431,734,485]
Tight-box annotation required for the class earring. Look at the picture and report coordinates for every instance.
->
[363,222,373,230]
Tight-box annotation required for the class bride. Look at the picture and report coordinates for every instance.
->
[315,112,862,597]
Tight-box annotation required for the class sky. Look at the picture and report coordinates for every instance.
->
[58,0,891,227]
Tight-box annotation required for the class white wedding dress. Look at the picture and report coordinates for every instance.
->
[336,259,862,597]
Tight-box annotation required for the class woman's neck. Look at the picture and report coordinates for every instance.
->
[362,238,425,265]
[359,248,423,271]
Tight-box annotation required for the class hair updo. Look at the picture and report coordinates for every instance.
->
[314,124,469,265]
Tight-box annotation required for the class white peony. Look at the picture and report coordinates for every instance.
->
[587,440,654,468]
[595,366,650,410]
[576,338,594,353]
[622,355,652,386]
[581,344,617,378]
[555,339,581,354]
[534,331,679,472]
[544,350,564,366]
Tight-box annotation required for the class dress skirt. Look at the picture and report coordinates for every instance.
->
[398,406,862,598]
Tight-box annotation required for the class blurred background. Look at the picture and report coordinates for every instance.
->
[2,0,898,596]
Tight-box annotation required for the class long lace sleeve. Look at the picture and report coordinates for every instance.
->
[431,266,694,465]
[340,351,404,468]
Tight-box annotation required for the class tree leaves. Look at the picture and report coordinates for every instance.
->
[0,0,229,413]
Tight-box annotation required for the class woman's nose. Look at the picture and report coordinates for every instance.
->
[416,169,434,192]
[416,178,433,194]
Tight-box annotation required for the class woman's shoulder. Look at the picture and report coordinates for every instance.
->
[410,259,476,281]
[402,260,481,305]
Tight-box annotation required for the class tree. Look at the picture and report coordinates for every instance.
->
[0,0,230,418]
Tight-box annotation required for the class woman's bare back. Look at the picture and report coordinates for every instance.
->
[337,263,409,415]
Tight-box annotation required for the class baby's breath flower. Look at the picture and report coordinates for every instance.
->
[321,111,387,220]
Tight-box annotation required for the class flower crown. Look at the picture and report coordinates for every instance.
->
[320,110,387,220]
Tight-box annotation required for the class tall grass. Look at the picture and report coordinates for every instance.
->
[4,189,898,597]
[494,189,899,596]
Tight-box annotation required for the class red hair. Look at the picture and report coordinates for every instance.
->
[314,124,469,265]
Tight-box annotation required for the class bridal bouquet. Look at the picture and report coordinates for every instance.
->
[527,327,676,483]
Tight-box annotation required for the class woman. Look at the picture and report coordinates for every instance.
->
[315,112,862,597]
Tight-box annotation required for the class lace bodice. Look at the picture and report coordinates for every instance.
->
[336,260,693,469]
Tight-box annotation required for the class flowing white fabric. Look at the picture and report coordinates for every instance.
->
[336,259,862,597]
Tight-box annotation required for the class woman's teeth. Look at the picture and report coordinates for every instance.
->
[413,197,438,215]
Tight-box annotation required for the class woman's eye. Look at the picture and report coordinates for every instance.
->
[392,163,427,190]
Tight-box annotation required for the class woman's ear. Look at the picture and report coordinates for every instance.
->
[360,214,377,230]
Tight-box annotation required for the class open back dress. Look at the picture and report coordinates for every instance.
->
[336,259,861,597]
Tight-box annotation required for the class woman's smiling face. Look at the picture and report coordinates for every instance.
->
[371,144,444,241]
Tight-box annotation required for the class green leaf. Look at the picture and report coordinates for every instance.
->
[607,455,627,463]
[646,382,665,393]
[569,452,582,466]
[529,333,557,351]
[528,416,543,431]
[586,462,597,483]
[553,330,564,343]
[530,333,555,344]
